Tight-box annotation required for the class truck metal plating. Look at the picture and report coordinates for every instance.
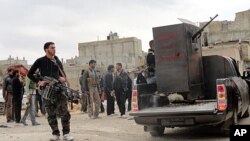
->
[130,15,250,136]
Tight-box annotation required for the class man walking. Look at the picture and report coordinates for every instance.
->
[113,63,128,118]
[20,75,40,126]
[104,65,115,116]
[82,60,101,119]
[36,89,45,116]
[28,42,74,141]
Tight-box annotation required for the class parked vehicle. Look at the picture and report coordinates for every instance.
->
[130,16,250,137]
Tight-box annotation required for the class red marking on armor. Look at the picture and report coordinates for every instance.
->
[157,32,177,41]
[159,52,181,62]
[160,43,176,50]
[191,55,199,61]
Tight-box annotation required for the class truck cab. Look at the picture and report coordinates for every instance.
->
[130,23,250,136]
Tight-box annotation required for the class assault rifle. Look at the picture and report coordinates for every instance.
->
[40,76,86,104]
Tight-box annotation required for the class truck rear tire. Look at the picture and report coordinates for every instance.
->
[233,107,238,125]
[149,126,165,137]
[222,107,238,136]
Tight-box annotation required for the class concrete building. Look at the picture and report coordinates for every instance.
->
[201,9,250,46]
[0,56,28,67]
[201,9,250,74]
[77,37,144,70]
[64,34,144,90]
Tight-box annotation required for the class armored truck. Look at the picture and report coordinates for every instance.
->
[130,20,250,136]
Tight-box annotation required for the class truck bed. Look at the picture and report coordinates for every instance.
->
[130,101,218,117]
[130,101,224,127]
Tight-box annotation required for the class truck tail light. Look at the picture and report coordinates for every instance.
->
[132,90,139,112]
[217,84,227,111]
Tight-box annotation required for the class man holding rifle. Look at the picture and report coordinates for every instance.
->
[28,42,74,141]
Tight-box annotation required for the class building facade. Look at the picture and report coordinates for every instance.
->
[201,10,250,74]
[77,37,144,70]
[201,9,250,46]
[64,35,144,90]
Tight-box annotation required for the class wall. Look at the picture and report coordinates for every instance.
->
[201,10,250,46]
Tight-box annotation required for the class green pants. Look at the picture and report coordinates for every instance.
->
[44,89,71,135]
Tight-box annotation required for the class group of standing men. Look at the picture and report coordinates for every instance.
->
[3,68,24,123]
[2,40,137,141]
[79,61,132,118]
[2,67,42,125]
[2,42,74,141]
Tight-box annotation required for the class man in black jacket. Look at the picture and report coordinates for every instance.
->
[104,65,115,116]
[125,74,132,112]
[113,63,128,118]
[147,40,155,77]
[28,42,74,141]
[12,70,23,123]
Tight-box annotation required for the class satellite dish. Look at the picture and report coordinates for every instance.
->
[178,18,198,27]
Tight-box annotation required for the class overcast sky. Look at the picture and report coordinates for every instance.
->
[0,0,249,64]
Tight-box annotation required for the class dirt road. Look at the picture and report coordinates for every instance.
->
[1,108,249,141]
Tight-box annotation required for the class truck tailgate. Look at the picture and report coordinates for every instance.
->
[130,101,218,117]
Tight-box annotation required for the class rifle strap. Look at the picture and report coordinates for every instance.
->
[50,57,70,87]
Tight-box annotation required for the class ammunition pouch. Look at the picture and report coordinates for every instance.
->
[42,85,55,100]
